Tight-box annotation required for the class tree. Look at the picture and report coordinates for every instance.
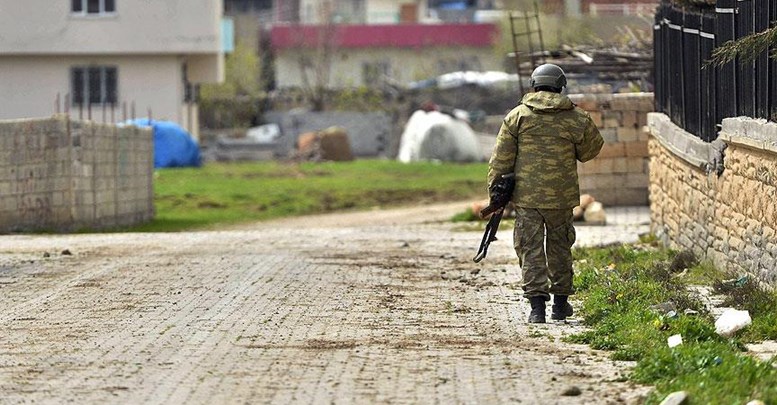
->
[200,42,264,100]
[292,3,338,111]
[710,26,777,66]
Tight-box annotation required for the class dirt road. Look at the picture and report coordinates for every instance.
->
[0,203,650,404]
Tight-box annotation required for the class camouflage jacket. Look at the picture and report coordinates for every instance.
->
[487,91,603,209]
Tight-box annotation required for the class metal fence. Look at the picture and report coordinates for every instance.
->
[653,0,777,142]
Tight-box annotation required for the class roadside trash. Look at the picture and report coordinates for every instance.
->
[713,356,723,365]
[683,309,699,316]
[745,400,766,405]
[715,308,752,337]
[720,275,749,288]
[659,391,688,405]
[667,334,683,348]
[666,310,678,319]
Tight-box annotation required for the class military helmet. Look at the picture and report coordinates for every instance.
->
[529,63,567,89]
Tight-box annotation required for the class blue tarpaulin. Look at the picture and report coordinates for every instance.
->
[129,119,201,168]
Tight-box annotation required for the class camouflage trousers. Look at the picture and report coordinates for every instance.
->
[513,207,576,300]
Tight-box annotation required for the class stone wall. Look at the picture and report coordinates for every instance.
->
[569,92,653,206]
[648,112,777,283]
[0,115,154,232]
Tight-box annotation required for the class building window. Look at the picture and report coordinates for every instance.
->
[72,0,116,15]
[71,66,118,105]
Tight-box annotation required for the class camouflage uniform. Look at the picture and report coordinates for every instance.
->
[487,91,603,300]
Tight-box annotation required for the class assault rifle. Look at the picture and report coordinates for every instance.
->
[473,173,515,263]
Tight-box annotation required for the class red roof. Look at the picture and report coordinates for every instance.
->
[271,23,497,50]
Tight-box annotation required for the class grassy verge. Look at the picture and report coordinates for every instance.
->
[128,160,487,232]
[570,242,777,404]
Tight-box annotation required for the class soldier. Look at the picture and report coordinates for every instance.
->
[487,64,603,323]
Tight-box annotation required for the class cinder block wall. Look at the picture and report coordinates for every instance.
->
[0,115,153,232]
[648,113,777,283]
[568,92,653,206]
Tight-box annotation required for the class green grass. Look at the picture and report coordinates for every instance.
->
[570,244,777,404]
[128,160,487,232]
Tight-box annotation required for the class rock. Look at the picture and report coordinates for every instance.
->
[579,194,595,210]
[61,249,72,256]
[659,391,688,405]
[296,127,354,162]
[43,252,51,258]
[583,201,606,224]
[561,386,582,396]
[319,127,353,161]
[572,205,584,220]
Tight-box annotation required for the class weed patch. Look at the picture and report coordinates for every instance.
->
[571,244,777,404]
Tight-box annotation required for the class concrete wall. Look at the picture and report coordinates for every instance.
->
[0,0,222,57]
[648,113,777,283]
[568,92,653,206]
[0,55,181,121]
[275,46,500,88]
[0,116,154,232]
[264,110,393,157]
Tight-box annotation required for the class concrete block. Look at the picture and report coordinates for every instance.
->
[611,157,629,173]
[622,111,639,129]
[603,118,620,128]
[625,141,649,157]
[589,111,603,127]
[579,159,613,174]
[628,157,648,173]
[617,127,640,143]
[597,142,626,159]
[626,172,649,187]
[600,128,618,143]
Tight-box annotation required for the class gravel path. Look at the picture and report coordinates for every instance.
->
[0,203,651,404]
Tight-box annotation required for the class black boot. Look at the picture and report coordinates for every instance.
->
[551,295,574,321]
[528,296,546,323]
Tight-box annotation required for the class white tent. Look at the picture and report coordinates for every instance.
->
[397,110,482,163]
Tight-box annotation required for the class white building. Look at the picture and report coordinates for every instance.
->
[0,0,225,138]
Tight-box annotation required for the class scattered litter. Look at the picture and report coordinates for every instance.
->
[715,308,752,337]
[667,334,683,348]
[666,310,678,319]
[746,400,766,405]
[659,390,688,405]
[720,275,749,289]
[683,309,699,316]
